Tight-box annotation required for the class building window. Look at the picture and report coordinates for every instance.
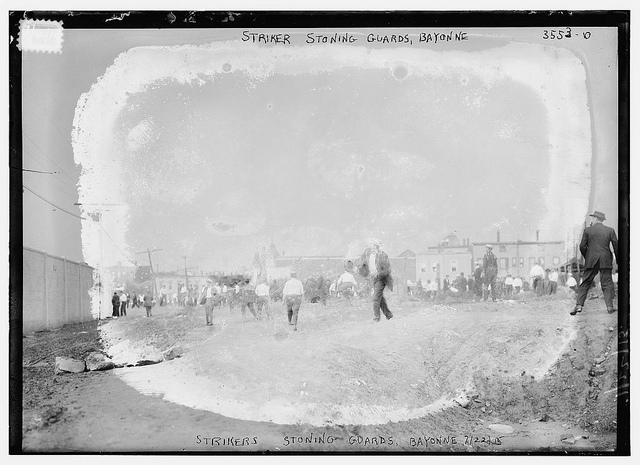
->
[420,264,427,273]
[538,257,545,266]
[432,263,439,273]
[500,258,508,270]
[499,245,507,252]
[519,257,525,267]
[512,257,517,266]
[450,260,458,273]
[553,256,560,265]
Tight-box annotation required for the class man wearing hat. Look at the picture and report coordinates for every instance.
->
[282,271,304,330]
[201,278,216,325]
[482,244,498,301]
[571,211,618,315]
[360,238,394,322]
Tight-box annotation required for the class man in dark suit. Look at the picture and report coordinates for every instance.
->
[571,211,618,315]
[360,239,393,322]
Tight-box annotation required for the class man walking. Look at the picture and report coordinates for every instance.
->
[255,278,271,320]
[571,211,618,315]
[282,271,304,331]
[143,290,153,317]
[530,262,545,295]
[111,292,120,318]
[360,238,393,322]
[547,268,559,295]
[201,278,216,325]
[482,244,498,301]
[119,291,128,316]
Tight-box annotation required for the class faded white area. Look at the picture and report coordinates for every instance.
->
[72,40,591,318]
[116,362,456,426]
[105,303,576,426]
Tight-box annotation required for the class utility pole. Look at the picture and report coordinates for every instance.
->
[74,202,123,320]
[182,256,190,289]
[137,248,162,298]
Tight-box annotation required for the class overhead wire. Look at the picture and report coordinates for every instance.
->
[23,184,85,220]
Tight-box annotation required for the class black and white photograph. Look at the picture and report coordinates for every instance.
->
[9,6,630,455]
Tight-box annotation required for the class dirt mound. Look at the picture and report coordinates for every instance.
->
[99,293,599,428]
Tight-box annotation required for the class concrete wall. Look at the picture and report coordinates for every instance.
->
[23,247,94,334]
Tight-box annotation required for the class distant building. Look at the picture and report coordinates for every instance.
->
[416,235,473,286]
[274,255,355,281]
[471,240,565,277]
[154,272,211,296]
[274,250,416,293]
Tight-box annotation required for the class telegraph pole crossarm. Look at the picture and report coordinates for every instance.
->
[136,248,163,299]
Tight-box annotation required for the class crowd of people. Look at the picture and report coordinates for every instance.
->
[109,210,618,327]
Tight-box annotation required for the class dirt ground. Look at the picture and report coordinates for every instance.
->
[20,289,621,453]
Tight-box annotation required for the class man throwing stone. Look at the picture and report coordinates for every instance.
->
[571,210,618,315]
[360,238,393,322]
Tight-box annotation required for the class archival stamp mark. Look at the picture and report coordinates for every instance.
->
[18,19,64,53]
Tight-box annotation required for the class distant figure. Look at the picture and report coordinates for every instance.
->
[548,268,559,294]
[406,279,413,295]
[337,264,358,305]
[201,279,215,325]
[130,291,138,308]
[360,239,393,322]
[255,278,271,319]
[316,272,328,306]
[329,280,337,297]
[504,274,514,298]
[473,263,483,298]
[442,275,451,292]
[159,285,166,306]
[455,273,467,293]
[483,245,498,301]
[282,271,304,331]
[530,263,545,295]
[465,274,474,296]
[119,291,128,316]
[572,210,618,315]
[111,292,120,318]
[143,291,153,317]
[428,279,438,297]
[513,276,523,294]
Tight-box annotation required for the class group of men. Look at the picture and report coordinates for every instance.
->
[197,238,396,330]
[110,289,154,318]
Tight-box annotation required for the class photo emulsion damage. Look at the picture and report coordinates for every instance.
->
[13,11,629,454]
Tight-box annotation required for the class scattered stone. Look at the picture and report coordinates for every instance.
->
[595,356,606,364]
[480,407,486,413]
[608,327,614,332]
[539,413,551,422]
[163,346,185,361]
[453,392,470,408]
[55,356,86,374]
[561,436,576,445]
[488,424,514,434]
[573,362,585,370]
[593,365,606,375]
[84,352,115,371]
[136,347,164,366]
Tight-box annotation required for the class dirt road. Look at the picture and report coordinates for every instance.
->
[21,290,620,453]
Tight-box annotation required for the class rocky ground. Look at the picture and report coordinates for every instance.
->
[19,289,621,453]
